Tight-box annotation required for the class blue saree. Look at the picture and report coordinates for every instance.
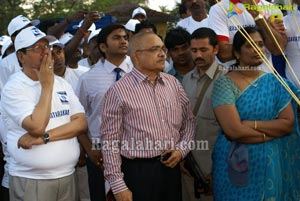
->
[212,73,300,201]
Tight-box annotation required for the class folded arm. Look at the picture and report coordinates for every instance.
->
[214,104,272,143]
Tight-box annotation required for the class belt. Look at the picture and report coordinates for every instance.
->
[121,155,162,161]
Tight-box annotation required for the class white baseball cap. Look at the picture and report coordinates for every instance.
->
[7,15,40,36]
[50,39,65,49]
[1,38,13,58]
[14,26,56,52]
[59,32,74,45]
[132,7,147,18]
[0,35,10,46]
[124,19,140,32]
[73,20,96,32]
[88,28,101,43]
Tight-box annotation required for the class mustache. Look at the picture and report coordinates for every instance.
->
[194,58,205,63]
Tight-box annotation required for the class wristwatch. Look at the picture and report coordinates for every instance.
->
[254,13,264,22]
[42,133,50,144]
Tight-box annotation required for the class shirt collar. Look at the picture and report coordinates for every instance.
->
[103,55,132,73]
[131,68,164,84]
[191,61,219,80]
[206,61,219,79]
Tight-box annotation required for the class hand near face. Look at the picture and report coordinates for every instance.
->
[34,51,54,88]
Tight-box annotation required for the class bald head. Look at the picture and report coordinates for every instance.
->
[129,32,165,75]
[128,32,160,56]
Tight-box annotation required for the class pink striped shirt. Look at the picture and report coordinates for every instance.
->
[100,68,195,194]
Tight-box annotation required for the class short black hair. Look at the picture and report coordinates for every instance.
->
[191,27,218,47]
[164,27,190,49]
[179,3,187,16]
[135,20,157,34]
[97,23,126,58]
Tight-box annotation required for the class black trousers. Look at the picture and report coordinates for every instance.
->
[86,157,106,201]
[121,156,182,201]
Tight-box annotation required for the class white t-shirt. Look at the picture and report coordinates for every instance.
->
[1,72,84,179]
[64,66,88,91]
[284,10,300,89]
[176,16,209,34]
[78,58,90,68]
[0,52,21,94]
[0,113,9,188]
[208,0,281,71]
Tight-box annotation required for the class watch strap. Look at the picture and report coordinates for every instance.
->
[42,133,50,144]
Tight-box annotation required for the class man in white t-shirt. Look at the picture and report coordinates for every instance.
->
[177,0,209,34]
[0,26,87,200]
[51,40,88,90]
[208,0,286,69]
[78,29,102,69]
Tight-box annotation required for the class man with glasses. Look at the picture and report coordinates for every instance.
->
[100,32,195,201]
[76,23,133,201]
[0,26,87,201]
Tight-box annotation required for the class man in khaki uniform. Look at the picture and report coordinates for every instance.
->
[181,27,226,201]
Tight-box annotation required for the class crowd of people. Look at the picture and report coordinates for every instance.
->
[0,0,300,200]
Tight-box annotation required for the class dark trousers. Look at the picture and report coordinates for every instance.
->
[86,157,106,201]
[0,186,9,201]
[121,156,182,201]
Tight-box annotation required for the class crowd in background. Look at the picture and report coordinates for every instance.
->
[0,0,300,200]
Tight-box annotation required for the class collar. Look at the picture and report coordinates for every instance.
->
[131,68,164,84]
[103,55,132,74]
[191,61,219,80]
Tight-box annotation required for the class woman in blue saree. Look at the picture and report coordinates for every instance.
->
[212,26,300,201]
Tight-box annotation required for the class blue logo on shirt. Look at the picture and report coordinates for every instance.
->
[57,91,69,104]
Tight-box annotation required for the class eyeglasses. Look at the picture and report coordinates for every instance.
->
[26,45,52,53]
[136,46,166,54]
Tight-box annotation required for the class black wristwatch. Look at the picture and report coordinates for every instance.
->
[42,133,50,144]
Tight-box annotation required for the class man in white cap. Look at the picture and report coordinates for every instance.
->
[51,40,87,90]
[0,15,39,94]
[0,38,14,61]
[58,32,89,72]
[0,35,10,56]
[132,7,147,21]
[124,19,140,40]
[1,26,87,201]
[78,28,102,68]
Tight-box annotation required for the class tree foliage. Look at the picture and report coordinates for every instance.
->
[0,0,148,35]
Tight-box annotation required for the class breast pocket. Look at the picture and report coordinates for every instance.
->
[166,100,183,129]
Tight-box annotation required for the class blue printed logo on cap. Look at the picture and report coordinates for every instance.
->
[31,27,43,37]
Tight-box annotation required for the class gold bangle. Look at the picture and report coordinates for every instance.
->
[254,120,257,130]
[262,133,266,142]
